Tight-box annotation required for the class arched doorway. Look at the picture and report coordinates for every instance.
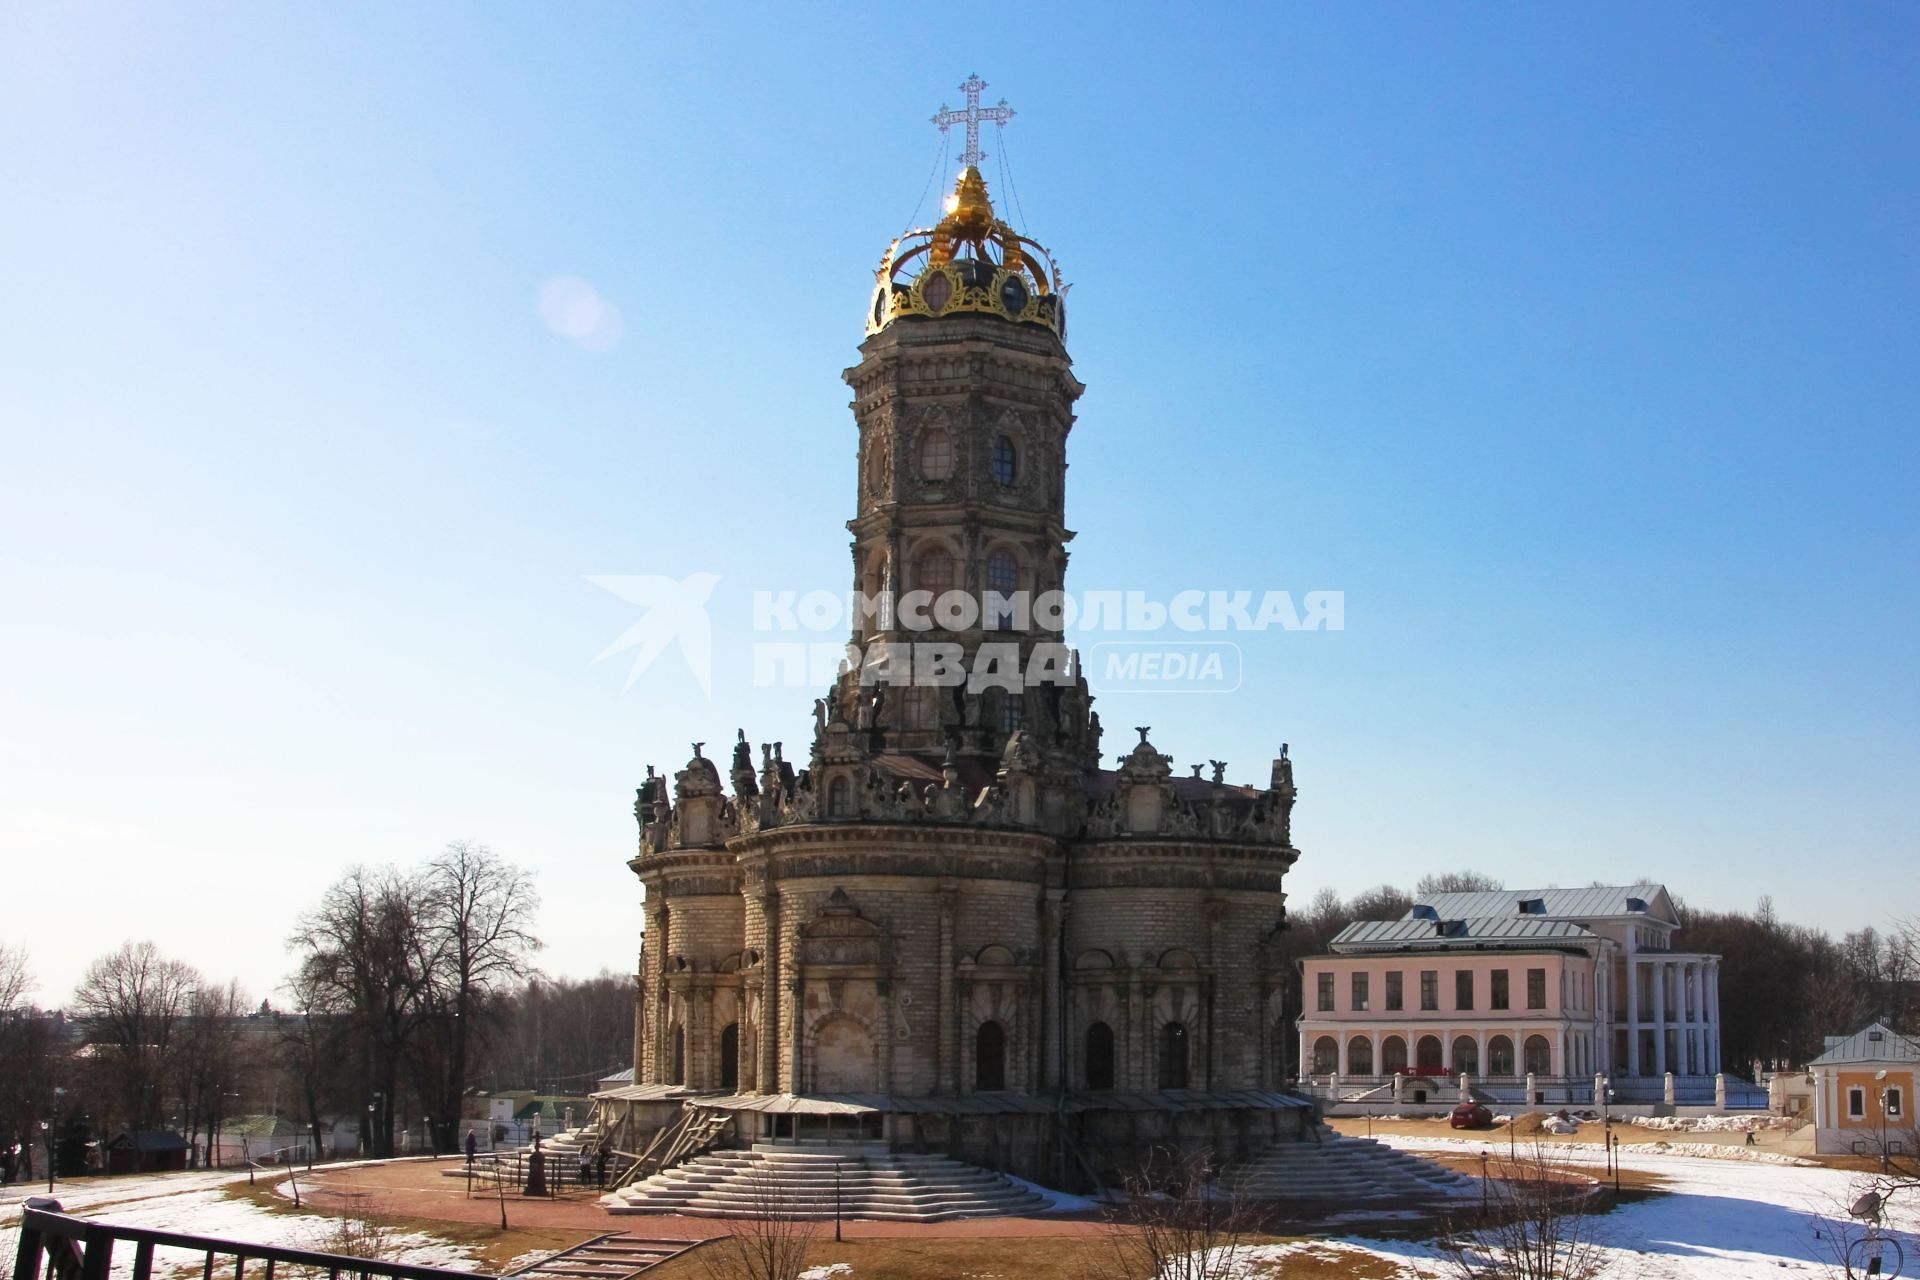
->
[1488,1035,1516,1077]
[1347,1035,1374,1076]
[1084,1022,1115,1090]
[1416,1035,1443,1071]
[812,1016,876,1092]
[719,1023,740,1091]
[1451,1036,1479,1076]
[975,1021,1007,1091]
[1382,1035,1409,1074]
[1524,1034,1553,1076]
[1312,1035,1338,1075]
[1158,1022,1190,1088]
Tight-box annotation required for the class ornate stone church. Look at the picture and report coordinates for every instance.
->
[619,120,1312,1181]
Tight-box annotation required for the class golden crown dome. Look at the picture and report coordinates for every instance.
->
[867,167,1066,338]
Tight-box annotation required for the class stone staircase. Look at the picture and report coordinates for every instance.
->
[1222,1135,1476,1203]
[603,1141,1050,1222]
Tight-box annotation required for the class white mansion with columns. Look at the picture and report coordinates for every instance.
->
[1298,884,1724,1102]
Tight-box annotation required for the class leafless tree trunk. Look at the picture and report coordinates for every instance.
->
[1439,1142,1607,1280]
[697,1164,820,1280]
[289,865,434,1157]
[415,842,540,1152]
[1085,1147,1251,1280]
[71,941,201,1164]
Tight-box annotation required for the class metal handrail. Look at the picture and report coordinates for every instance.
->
[12,1205,483,1280]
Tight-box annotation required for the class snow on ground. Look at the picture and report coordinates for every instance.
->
[1629,1113,1799,1132]
[0,1167,481,1280]
[1238,1135,1920,1278]
[1003,1173,1103,1214]
[797,1265,853,1279]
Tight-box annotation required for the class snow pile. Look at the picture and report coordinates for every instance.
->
[1641,1140,1814,1166]
[1630,1113,1797,1133]
[798,1265,853,1280]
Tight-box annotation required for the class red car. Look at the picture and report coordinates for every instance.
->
[1449,1102,1494,1129]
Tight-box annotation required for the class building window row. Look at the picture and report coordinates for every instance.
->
[1320,965,1552,1014]
[1311,1031,1555,1078]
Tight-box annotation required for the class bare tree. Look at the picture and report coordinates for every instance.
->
[697,1164,820,1280]
[174,979,257,1167]
[1085,1148,1250,1280]
[1439,1143,1606,1280]
[280,970,353,1164]
[413,842,540,1151]
[0,943,61,1173]
[1418,871,1505,897]
[0,943,29,1013]
[71,941,201,1160]
[290,865,434,1157]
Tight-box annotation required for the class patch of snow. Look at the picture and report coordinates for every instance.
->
[1,1168,481,1280]
[1000,1174,1101,1214]
[798,1265,853,1280]
[1630,1114,1798,1133]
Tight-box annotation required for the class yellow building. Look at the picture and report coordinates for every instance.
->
[1809,1022,1919,1157]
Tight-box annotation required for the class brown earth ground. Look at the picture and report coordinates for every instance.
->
[285,1157,1509,1278]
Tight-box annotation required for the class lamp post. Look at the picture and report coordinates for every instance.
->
[1876,1070,1891,1174]
[1602,1085,1615,1176]
[43,1086,65,1192]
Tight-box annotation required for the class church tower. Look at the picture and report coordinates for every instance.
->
[836,163,1098,779]
[621,86,1305,1190]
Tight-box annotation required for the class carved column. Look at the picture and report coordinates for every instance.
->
[649,904,670,1083]
[1041,890,1065,1091]
[757,890,781,1093]
[787,976,804,1091]
[937,883,958,1094]
[641,971,656,1082]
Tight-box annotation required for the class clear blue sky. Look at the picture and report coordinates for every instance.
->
[2,3,1915,1004]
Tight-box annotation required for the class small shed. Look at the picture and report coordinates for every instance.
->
[106,1130,189,1174]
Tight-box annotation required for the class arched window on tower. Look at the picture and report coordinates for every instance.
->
[915,549,955,605]
[899,685,934,731]
[1158,1022,1190,1089]
[719,1023,739,1091]
[991,434,1017,486]
[986,549,1019,629]
[918,427,954,481]
[827,776,852,818]
[975,1022,1007,1091]
[1001,692,1024,732]
[1084,1022,1115,1090]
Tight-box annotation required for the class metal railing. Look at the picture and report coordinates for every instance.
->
[11,1203,482,1280]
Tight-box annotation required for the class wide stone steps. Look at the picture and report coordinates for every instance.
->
[604,1142,1049,1222]
[1223,1136,1475,1203]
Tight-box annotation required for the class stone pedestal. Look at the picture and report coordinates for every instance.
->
[1663,1072,1677,1106]
[1714,1073,1727,1109]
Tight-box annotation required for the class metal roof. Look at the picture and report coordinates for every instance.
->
[1407,884,1674,924]
[1809,1022,1920,1067]
[591,1083,697,1102]
[695,1089,1315,1116]
[1332,917,1598,951]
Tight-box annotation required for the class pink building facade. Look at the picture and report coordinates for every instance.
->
[1298,885,1723,1104]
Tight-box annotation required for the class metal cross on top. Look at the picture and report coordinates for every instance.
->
[931,73,1015,168]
